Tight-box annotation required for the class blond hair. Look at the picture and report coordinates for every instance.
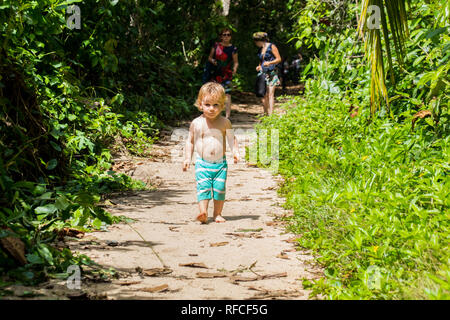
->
[252,31,268,42]
[195,82,226,110]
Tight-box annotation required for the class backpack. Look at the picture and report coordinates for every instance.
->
[201,43,219,84]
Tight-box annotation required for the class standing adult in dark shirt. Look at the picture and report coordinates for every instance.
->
[290,52,303,85]
[253,32,282,116]
[207,28,239,118]
[280,57,290,93]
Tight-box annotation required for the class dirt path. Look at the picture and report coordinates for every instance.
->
[5,88,322,300]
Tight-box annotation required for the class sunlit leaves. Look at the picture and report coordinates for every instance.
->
[260,87,449,299]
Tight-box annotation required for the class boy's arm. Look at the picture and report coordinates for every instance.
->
[225,119,240,163]
[183,121,195,171]
[233,134,239,160]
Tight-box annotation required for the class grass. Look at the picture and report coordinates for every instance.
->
[258,89,449,299]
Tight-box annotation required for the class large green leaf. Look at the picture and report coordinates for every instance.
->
[35,204,57,215]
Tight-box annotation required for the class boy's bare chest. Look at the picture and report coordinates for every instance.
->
[196,123,226,139]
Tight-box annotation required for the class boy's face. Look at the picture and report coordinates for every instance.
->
[201,97,224,119]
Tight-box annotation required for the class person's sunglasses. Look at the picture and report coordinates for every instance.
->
[222,33,231,36]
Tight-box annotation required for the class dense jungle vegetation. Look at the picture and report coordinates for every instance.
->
[260,0,449,299]
[1,0,448,299]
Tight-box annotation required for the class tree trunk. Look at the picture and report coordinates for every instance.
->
[221,0,230,16]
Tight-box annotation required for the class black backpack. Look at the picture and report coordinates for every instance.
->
[201,43,218,84]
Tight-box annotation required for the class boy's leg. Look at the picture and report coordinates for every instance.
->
[213,200,226,222]
[212,161,227,223]
[195,158,213,224]
[197,199,209,223]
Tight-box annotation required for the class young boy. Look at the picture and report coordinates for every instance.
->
[182,82,239,223]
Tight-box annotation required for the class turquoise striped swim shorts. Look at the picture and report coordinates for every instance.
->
[195,157,228,201]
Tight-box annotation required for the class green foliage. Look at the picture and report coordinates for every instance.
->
[260,88,449,299]
[1,0,447,299]
[393,1,449,114]
[224,0,305,91]
[293,0,449,115]
[290,0,356,51]
[255,0,450,300]
[1,0,223,283]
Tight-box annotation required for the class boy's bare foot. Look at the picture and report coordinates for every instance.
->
[196,212,208,224]
[214,215,226,223]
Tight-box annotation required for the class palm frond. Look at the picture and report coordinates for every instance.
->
[358,0,409,115]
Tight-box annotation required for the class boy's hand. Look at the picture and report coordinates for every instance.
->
[233,152,240,164]
[182,159,190,171]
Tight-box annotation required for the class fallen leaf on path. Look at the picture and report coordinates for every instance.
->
[142,268,173,277]
[225,232,263,239]
[173,275,194,280]
[257,197,274,201]
[232,272,287,284]
[225,232,246,238]
[179,262,208,269]
[259,272,288,280]
[116,280,142,286]
[56,227,85,240]
[140,284,169,293]
[230,275,259,283]
[210,242,229,247]
[188,253,198,256]
[106,240,119,246]
[276,253,289,260]
[284,236,301,243]
[247,286,264,291]
[196,272,227,278]
[169,227,179,232]
[235,228,262,233]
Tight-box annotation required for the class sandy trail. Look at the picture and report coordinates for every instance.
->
[4,88,322,300]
